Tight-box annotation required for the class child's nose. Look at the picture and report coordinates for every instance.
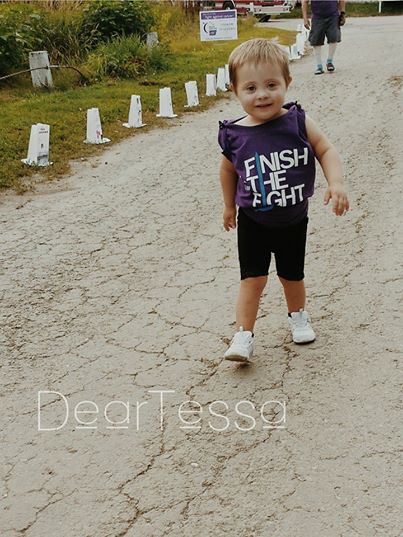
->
[256,87,268,98]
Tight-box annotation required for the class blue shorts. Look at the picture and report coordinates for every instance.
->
[309,15,341,46]
[237,208,308,281]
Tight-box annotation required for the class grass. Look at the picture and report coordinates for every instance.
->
[275,1,403,19]
[0,18,296,192]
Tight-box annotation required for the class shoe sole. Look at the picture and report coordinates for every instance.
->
[293,337,316,344]
[224,354,252,363]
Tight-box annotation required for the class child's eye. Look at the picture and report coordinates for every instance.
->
[268,83,276,89]
[246,86,255,91]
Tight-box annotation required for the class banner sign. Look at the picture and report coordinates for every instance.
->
[200,10,238,42]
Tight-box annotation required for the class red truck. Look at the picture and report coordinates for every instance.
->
[213,1,296,21]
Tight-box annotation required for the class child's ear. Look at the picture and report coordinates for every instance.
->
[287,76,293,88]
[229,83,236,93]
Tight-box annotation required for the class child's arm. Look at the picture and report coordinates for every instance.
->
[305,115,350,216]
[220,155,238,231]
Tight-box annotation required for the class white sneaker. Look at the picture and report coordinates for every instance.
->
[224,327,254,362]
[288,309,316,344]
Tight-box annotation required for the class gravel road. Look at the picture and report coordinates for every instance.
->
[1,16,402,537]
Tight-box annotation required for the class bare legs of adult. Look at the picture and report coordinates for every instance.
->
[314,43,338,74]
[313,46,324,74]
[327,42,337,71]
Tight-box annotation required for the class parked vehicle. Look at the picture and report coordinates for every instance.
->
[213,1,296,21]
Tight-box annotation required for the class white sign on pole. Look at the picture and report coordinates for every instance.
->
[200,10,237,42]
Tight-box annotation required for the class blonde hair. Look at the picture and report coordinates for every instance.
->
[229,38,291,90]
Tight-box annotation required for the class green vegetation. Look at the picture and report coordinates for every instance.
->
[81,0,155,44]
[344,1,403,16]
[276,1,403,19]
[84,34,170,80]
[0,0,155,74]
[0,2,296,191]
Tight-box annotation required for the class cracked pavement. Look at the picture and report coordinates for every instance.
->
[1,16,402,537]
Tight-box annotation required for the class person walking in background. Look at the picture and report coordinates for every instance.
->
[302,0,346,75]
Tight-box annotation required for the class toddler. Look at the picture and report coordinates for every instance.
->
[218,38,349,362]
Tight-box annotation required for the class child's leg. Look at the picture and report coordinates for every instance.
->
[278,277,305,313]
[274,218,315,343]
[279,277,315,343]
[235,209,271,333]
[236,276,267,332]
[225,276,266,361]
[274,216,308,312]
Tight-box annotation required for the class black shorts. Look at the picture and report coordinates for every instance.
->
[237,209,308,281]
[309,15,341,47]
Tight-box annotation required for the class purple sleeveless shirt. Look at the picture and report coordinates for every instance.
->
[311,0,339,19]
[218,102,316,228]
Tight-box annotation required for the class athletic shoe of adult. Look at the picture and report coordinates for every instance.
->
[288,309,316,344]
[224,327,254,362]
[326,61,335,72]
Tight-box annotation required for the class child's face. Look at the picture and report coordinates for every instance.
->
[234,61,290,124]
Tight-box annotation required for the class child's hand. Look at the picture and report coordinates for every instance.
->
[223,206,236,231]
[324,184,350,216]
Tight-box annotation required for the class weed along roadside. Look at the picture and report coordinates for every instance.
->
[0,1,297,193]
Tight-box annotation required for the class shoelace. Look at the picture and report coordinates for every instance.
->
[232,330,252,344]
[293,313,309,328]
